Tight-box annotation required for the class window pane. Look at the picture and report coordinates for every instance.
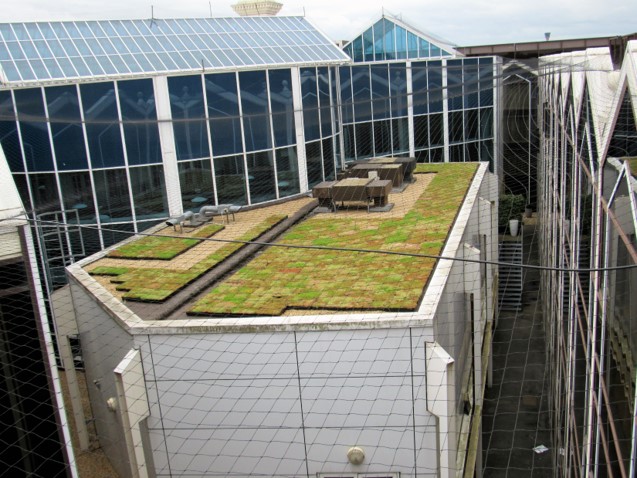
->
[374,119,391,156]
[355,122,372,159]
[413,115,429,149]
[352,65,371,122]
[429,113,444,146]
[14,88,54,172]
[392,118,409,154]
[465,109,479,141]
[480,59,494,107]
[0,91,24,172]
[46,85,88,170]
[206,72,242,156]
[412,62,428,116]
[178,160,214,212]
[276,146,299,197]
[464,59,480,109]
[450,111,463,143]
[214,155,247,205]
[371,64,389,120]
[118,78,161,165]
[343,124,355,162]
[306,140,323,187]
[59,171,95,221]
[322,138,335,181]
[301,68,320,141]
[447,60,463,111]
[395,26,407,60]
[29,173,60,214]
[269,69,295,147]
[168,74,210,161]
[247,150,276,203]
[390,63,407,118]
[480,108,493,139]
[93,168,132,220]
[318,67,332,137]
[80,81,125,168]
[339,67,353,124]
[428,61,443,113]
[130,164,168,219]
[239,70,270,152]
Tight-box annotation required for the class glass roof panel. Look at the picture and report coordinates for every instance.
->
[12,24,30,41]
[74,39,92,56]
[69,57,90,76]
[1,60,20,80]
[28,58,49,78]
[109,37,128,54]
[209,49,230,66]
[7,42,25,60]
[63,22,81,39]
[77,22,94,38]
[25,24,43,40]
[157,52,178,70]
[81,56,101,75]
[0,17,348,83]
[20,41,39,59]
[34,40,53,58]
[0,43,10,60]
[124,38,141,54]
[51,23,68,39]
[143,52,166,70]
[132,53,152,71]
[0,25,17,41]
[91,56,113,75]
[188,19,207,34]
[177,35,196,50]
[85,38,104,55]
[56,57,77,77]
[172,19,192,35]
[221,48,244,67]
[40,25,57,40]
[43,58,63,78]
[14,59,35,80]
[86,21,106,38]
[98,38,117,55]
[122,56,142,75]
[108,55,129,74]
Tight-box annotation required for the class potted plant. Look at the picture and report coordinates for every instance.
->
[499,194,525,236]
[524,203,533,218]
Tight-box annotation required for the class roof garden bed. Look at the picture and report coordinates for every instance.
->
[106,223,225,260]
[89,214,286,303]
[189,162,478,317]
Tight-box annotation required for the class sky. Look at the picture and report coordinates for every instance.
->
[2,0,635,46]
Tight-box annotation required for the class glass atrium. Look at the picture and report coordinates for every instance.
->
[0,14,499,260]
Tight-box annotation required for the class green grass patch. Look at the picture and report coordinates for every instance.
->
[89,266,130,276]
[93,215,285,302]
[190,163,478,316]
[107,223,224,260]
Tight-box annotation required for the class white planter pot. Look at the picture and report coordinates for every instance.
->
[509,219,520,237]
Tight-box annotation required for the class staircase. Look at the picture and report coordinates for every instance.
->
[498,232,523,311]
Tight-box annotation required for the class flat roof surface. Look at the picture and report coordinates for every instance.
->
[0,17,350,85]
[85,162,478,320]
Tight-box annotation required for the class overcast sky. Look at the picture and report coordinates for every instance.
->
[3,0,636,46]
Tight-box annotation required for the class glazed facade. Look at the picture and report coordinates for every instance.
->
[538,42,637,476]
[0,15,499,282]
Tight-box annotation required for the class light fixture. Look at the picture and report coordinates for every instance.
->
[347,446,365,465]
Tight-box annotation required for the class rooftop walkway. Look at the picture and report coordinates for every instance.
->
[482,221,554,476]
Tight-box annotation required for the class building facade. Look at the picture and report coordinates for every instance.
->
[0,15,500,289]
[538,41,637,475]
[64,162,498,478]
